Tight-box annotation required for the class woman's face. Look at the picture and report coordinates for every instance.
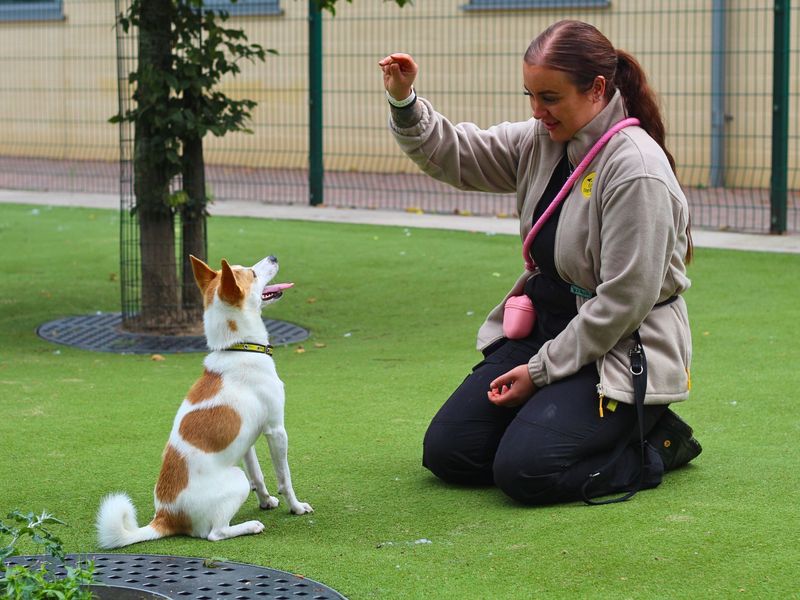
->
[522,63,607,142]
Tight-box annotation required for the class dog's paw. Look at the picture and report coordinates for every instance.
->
[259,495,279,510]
[290,502,314,515]
[244,520,266,535]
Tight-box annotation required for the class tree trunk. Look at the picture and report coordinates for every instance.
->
[126,0,183,334]
[180,133,207,326]
[137,210,181,331]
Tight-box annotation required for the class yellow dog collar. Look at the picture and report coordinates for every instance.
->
[224,342,273,356]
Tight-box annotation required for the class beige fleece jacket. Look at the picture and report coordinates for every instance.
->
[389,91,692,404]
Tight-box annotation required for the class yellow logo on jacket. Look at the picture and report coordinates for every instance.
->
[581,172,596,198]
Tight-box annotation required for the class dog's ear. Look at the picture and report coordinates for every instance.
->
[189,255,217,292]
[219,259,245,306]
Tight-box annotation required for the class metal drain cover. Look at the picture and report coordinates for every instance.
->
[36,313,309,354]
[4,554,346,599]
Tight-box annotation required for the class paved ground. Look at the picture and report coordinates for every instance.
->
[3,156,798,235]
[2,189,799,254]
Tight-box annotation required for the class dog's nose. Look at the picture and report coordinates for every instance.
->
[267,255,277,264]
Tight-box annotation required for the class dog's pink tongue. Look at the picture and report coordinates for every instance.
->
[263,282,294,294]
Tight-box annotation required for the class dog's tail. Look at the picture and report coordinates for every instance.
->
[96,492,166,549]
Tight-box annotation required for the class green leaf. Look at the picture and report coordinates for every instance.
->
[8,510,34,523]
[202,556,229,568]
[168,190,189,208]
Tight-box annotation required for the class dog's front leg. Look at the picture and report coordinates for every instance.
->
[243,446,279,509]
[264,426,313,515]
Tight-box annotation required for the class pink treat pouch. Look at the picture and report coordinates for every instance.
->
[502,294,536,339]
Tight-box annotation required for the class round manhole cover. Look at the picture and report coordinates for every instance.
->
[36,313,309,354]
[5,554,347,599]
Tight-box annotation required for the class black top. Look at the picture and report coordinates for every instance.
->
[523,152,580,344]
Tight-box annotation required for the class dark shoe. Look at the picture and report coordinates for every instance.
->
[647,409,702,471]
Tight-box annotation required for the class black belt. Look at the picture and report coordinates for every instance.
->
[570,283,679,309]
[655,295,679,308]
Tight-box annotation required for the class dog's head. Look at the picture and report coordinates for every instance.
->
[189,254,293,311]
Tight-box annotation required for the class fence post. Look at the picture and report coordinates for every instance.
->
[308,0,323,206]
[770,0,790,234]
[710,0,726,188]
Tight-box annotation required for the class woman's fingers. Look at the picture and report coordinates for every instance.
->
[488,365,535,407]
[488,384,515,406]
[489,372,512,391]
[487,373,513,403]
[379,53,415,70]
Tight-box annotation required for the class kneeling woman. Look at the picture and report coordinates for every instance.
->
[379,20,701,505]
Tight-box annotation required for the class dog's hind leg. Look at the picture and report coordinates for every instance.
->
[243,446,279,509]
[264,426,313,515]
[206,466,265,542]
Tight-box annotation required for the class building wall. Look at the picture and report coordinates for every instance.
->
[0,1,118,162]
[0,0,794,190]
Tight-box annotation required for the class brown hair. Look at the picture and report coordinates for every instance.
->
[525,20,693,262]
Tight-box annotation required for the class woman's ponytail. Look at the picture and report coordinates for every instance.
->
[613,49,676,173]
[614,50,692,262]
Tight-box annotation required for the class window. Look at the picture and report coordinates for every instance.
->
[204,0,281,16]
[463,0,610,10]
[0,0,63,21]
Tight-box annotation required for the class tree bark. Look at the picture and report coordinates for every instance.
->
[137,210,181,331]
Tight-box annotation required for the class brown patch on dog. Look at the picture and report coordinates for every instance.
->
[227,320,238,332]
[155,445,189,504]
[218,260,246,307]
[150,508,192,536]
[179,405,242,453]
[186,370,222,405]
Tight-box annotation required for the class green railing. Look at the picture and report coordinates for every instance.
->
[0,0,796,234]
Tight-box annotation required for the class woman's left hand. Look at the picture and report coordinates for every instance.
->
[488,365,537,407]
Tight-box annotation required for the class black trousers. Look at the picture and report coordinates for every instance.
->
[422,340,668,505]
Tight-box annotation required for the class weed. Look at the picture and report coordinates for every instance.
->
[0,510,95,600]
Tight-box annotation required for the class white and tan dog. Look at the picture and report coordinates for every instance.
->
[96,254,312,548]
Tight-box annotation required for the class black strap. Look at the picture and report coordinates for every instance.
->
[581,330,648,505]
[654,295,679,308]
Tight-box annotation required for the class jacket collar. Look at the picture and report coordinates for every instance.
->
[566,90,628,168]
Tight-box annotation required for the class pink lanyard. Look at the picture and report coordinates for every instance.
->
[522,117,640,271]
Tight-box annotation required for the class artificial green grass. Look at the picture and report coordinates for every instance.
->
[1,202,798,598]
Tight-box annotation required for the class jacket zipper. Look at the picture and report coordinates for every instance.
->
[596,383,605,418]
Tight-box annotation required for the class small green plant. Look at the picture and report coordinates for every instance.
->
[0,510,95,600]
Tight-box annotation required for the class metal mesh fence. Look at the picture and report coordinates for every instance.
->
[0,0,118,192]
[0,0,797,234]
[113,0,139,322]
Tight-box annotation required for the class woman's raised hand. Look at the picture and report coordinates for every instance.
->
[378,53,418,101]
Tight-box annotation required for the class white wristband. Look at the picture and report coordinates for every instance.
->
[386,88,416,108]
